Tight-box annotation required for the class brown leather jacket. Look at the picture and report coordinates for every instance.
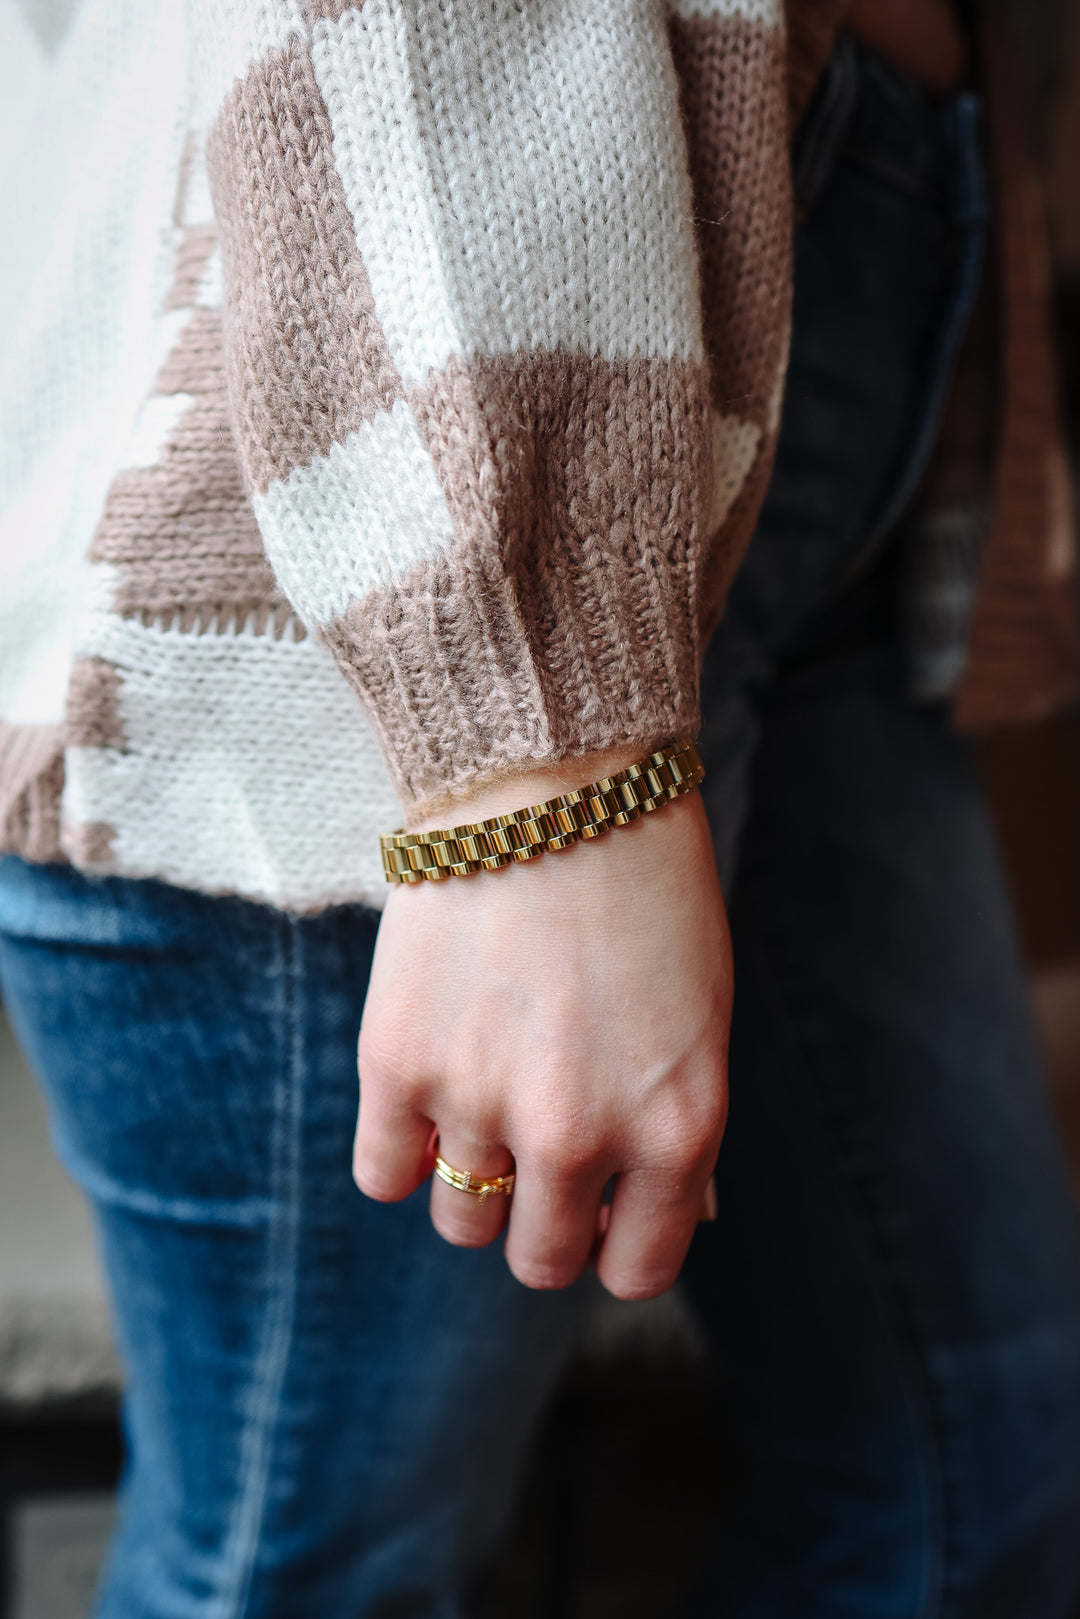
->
[788,0,1078,729]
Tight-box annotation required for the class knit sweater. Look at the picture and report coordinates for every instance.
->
[0,0,1072,912]
[0,0,791,909]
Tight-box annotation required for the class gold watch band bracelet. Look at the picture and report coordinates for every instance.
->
[380,740,705,885]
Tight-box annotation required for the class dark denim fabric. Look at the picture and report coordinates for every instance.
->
[702,39,988,887]
[2,40,1080,1619]
[682,44,1080,1616]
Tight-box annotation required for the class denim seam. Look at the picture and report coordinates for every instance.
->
[841,93,987,583]
[792,32,861,215]
[212,915,304,1619]
[739,907,949,1616]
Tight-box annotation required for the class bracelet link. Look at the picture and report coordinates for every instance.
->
[380,741,705,884]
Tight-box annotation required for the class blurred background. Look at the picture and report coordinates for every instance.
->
[4,2,1080,1616]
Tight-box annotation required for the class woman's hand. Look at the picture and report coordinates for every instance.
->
[353,758,732,1300]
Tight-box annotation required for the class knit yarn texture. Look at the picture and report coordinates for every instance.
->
[0,0,791,910]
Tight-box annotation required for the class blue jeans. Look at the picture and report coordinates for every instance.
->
[3,41,1080,1619]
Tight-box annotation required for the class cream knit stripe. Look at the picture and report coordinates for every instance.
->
[252,397,457,625]
[711,413,762,534]
[62,602,399,911]
[309,0,704,385]
[668,0,783,22]
[0,0,188,830]
[185,0,309,125]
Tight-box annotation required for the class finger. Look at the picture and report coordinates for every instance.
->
[353,1079,434,1202]
[594,1176,715,1236]
[429,1131,515,1249]
[505,1158,609,1290]
[596,1163,714,1300]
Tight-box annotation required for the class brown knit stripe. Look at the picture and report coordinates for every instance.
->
[207,32,403,493]
[165,223,218,312]
[62,820,118,867]
[668,11,792,628]
[669,12,792,431]
[90,310,285,625]
[154,306,226,397]
[320,350,712,811]
[954,0,1079,727]
[0,721,65,863]
[65,658,126,750]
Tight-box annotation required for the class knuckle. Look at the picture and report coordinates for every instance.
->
[526,1121,607,1184]
[677,1134,723,1180]
[649,1106,724,1178]
[507,1255,583,1292]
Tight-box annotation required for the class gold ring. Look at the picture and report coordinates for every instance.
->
[433,1152,515,1207]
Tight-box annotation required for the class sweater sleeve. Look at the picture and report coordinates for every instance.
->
[197,0,788,816]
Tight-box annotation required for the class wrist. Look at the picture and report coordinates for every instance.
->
[382,740,704,885]
[407,744,670,834]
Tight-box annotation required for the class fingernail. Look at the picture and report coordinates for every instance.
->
[699,1177,718,1222]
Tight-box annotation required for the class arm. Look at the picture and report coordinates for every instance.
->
[197,0,789,1292]
[201,0,714,813]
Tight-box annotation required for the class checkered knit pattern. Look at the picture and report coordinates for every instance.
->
[0,0,1072,911]
[0,0,790,910]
